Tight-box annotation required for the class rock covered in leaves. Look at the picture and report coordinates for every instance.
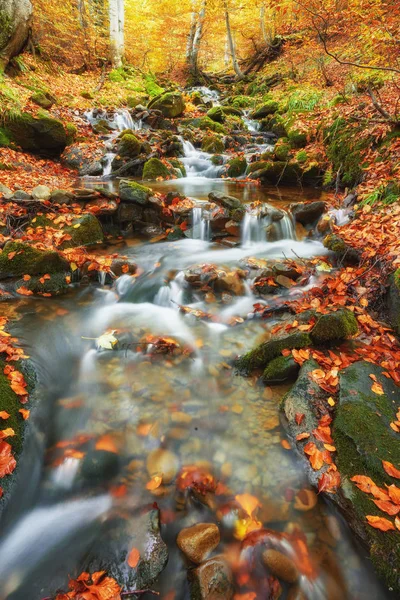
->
[177,522,220,564]
[0,241,69,278]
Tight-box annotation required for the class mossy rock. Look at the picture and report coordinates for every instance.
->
[0,128,10,147]
[119,180,152,204]
[281,358,321,434]
[148,92,185,118]
[81,91,94,100]
[22,272,70,295]
[229,95,253,108]
[182,116,226,134]
[250,101,279,119]
[211,154,224,166]
[201,135,224,154]
[0,242,69,279]
[295,150,308,164]
[323,234,360,265]
[142,157,171,180]
[247,160,270,174]
[170,158,186,178]
[235,332,311,375]
[263,355,299,384]
[222,106,243,117]
[4,112,67,156]
[227,157,247,178]
[249,160,301,185]
[333,361,400,593]
[387,269,400,334]
[310,309,358,344]
[117,133,141,157]
[324,117,369,187]
[287,129,307,148]
[207,106,225,123]
[30,91,55,110]
[274,141,291,161]
[65,123,77,146]
[61,214,104,248]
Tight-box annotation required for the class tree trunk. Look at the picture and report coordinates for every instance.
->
[109,0,124,67]
[186,8,197,61]
[0,0,33,70]
[189,0,206,75]
[224,0,244,79]
[260,4,268,44]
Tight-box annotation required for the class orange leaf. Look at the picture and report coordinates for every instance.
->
[387,484,400,506]
[127,547,140,568]
[366,515,395,531]
[0,411,10,420]
[0,441,16,477]
[0,428,15,439]
[146,475,162,490]
[382,460,400,479]
[372,499,400,516]
[7,252,16,260]
[296,432,310,441]
[16,286,34,296]
[235,493,261,517]
[371,382,384,395]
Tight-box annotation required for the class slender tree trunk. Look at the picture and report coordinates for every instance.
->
[224,0,244,79]
[260,4,268,44]
[186,8,197,61]
[189,0,207,75]
[109,0,124,67]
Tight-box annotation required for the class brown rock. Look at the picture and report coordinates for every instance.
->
[262,548,298,583]
[225,220,240,236]
[146,448,179,484]
[189,556,234,599]
[177,523,220,564]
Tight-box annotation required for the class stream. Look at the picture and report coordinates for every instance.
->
[0,95,391,600]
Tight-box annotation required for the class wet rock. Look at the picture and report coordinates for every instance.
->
[50,189,75,205]
[249,161,302,185]
[207,106,225,123]
[31,185,51,201]
[142,157,171,180]
[177,523,220,564]
[0,241,69,279]
[189,556,234,600]
[146,448,179,483]
[208,191,242,211]
[316,214,333,235]
[226,157,247,178]
[119,180,152,204]
[80,449,119,483]
[287,585,307,600]
[263,355,299,384]
[291,201,326,226]
[201,135,224,154]
[310,309,358,344]
[262,549,298,583]
[323,234,360,265]
[342,191,358,208]
[214,270,245,296]
[110,259,137,277]
[84,509,168,591]
[62,143,104,176]
[250,101,279,119]
[235,332,311,375]
[273,263,301,280]
[225,220,240,236]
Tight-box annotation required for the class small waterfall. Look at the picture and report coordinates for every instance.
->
[180,139,225,179]
[84,109,142,133]
[243,110,260,133]
[102,152,116,176]
[241,207,296,245]
[114,109,140,132]
[192,207,210,240]
[241,211,266,244]
[189,86,221,104]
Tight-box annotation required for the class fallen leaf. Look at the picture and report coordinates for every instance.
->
[382,460,400,479]
[127,547,140,568]
[366,515,395,531]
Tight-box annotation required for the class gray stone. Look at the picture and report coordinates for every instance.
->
[208,191,242,211]
[31,185,51,200]
[0,183,13,199]
[291,201,326,226]
[119,180,152,204]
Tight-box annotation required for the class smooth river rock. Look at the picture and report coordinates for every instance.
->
[177,522,220,564]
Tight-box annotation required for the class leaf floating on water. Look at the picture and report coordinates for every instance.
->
[96,330,118,350]
[366,515,395,531]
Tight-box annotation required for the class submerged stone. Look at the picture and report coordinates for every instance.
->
[177,523,220,564]
[189,556,234,600]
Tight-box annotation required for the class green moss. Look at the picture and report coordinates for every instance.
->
[143,73,165,97]
[65,123,77,145]
[201,134,224,154]
[274,141,291,161]
[24,272,70,295]
[250,101,279,119]
[287,129,307,148]
[0,242,69,278]
[247,160,270,174]
[148,92,185,118]
[211,154,224,166]
[227,157,247,178]
[324,117,369,187]
[0,362,23,454]
[117,133,141,157]
[0,128,10,147]
[235,332,311,375]
[61,214,104,248]
[262,355,299,384]
[4,111,67,156]
[81,91,94,100]
[323,234,347,253]
[119,180,151,204]
[295,150,308,164]
[310,309,358,344]
[182,116,226,134]
[30,92,54,109]
[169,158,186,177]
[142,157,171,180]
[230,95,253,108]
[207,106,225,123]
[0,11,13,50]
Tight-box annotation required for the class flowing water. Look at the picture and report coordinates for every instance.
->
[0,92,392,600]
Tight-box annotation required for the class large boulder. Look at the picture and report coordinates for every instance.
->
[208,191,242,211]
[142,157,171,180]
[310,309,358,344]
[291,201,326,226]
[0,0,32,69]
[5,112,67,156]
[250,101,279,119]
[148,92,185,118]
[62,143,103,176]
[0,241,69,278]
[201,134,224,154]
[60,214,104,248]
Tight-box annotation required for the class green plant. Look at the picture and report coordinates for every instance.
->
[286,88,323,113]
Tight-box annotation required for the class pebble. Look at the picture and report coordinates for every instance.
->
[189,556,234,599]
[262,548,299,583]
[177,522,220,564]
[146,448,179,483]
